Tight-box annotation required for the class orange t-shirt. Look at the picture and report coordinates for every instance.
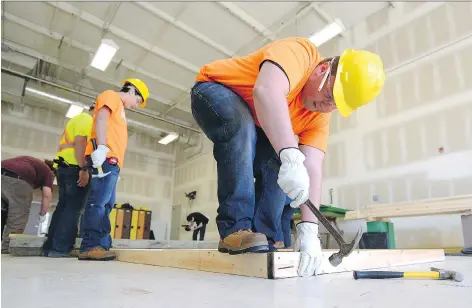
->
[195,37,331,152]
[85,90,128,168]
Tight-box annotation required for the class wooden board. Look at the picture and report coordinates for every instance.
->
[114,248,445,279]
[345,195,472,220]
[7,234,219,256]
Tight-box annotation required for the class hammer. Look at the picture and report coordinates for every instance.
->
[90,139,111,178]
[353,267,464,282]
[303,200,362,267]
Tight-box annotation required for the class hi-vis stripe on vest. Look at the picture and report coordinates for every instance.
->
[57,129,75,152]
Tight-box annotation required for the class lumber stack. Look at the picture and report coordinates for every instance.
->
[344,195,472,220]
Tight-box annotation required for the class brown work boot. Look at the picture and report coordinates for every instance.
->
[218,230,269,255]
[78,247,116,261]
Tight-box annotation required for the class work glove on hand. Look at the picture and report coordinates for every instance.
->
[294,222,323,277]
[91,145,110,168]
[38,214,47,224]
[277,148,310,208]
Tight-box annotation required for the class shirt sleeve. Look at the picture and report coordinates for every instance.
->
[298,113,331,152]
[41,166,54,190]
[74,114,93,138]
[95,90,121,115]
[260,39,317,93]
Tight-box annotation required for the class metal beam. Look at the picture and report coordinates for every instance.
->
[136,2,234,56]
[2,39,189,121]
[4,13,191,96]
[2,67,202,134]
[217,2,276,41]
[47,2,200,73]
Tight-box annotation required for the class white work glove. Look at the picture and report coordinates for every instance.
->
[277,148,310,208]
[38,214,47,224]
[91,145,110,168]
[294,222,323,277]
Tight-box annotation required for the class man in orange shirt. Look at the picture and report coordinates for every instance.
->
[78,78,149,261]
[192,37,385,276]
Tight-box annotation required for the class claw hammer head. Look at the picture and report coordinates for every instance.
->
[431,267,464,282]
[328,228,363,267]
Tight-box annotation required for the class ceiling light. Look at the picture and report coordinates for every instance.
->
[309,19,345,47]
[66,105,85,118]
[25,87,76,105]
[158,132,179,145]
[90,39,119,71]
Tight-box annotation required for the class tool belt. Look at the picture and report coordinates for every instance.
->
[53,157,80,169]
[1,168,23,180]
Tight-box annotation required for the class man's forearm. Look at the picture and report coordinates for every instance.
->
[254,88,298,153]
[300,166,323,223]
[40,196,51,216]
[74,137,87,167]
[95,108,110,146]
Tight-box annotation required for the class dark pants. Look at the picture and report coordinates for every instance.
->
[43,167,90,255]
[275,203,297,248]
[80,161,119,252]
[191,82,287,243]
[192,224,207,241]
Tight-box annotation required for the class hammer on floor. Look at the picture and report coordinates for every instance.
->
[303,200,362,267]
[90,139,111,178]
[353,267,464,282]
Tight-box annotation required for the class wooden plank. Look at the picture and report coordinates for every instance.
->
[114,248,445,279]
[8,234,219,256]
[114,249,269,278]
[362,194,472,209]
[345,196,472,220]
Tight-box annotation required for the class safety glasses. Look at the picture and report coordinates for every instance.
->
[317,59,335,104]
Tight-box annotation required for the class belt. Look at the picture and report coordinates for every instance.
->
[54,157,80,169]
[1,168,22,180]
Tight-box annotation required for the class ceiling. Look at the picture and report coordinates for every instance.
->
[1,1,390,133]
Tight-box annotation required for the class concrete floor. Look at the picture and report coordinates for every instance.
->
[1,256,471,308]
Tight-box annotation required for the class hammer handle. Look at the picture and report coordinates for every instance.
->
[304,200,345,244]
[354,271,440,280]
[91,138,105,173]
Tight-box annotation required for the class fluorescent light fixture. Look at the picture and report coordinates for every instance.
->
[158,132,179,145]
[66,105,85,118]
[90,39,119,71]
[25,87,76,105]
[25,87,89,119]
[309,19,345,47]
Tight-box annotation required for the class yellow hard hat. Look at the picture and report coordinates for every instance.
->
[123,78,149,108]
[333,49,385,117]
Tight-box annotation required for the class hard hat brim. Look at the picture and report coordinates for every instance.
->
[333,69,353,118]
[139,101,147,108]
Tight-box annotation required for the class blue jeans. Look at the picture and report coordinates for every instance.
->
[80,161,119,252]
[191,82,287,243]
[275,203,297,248]
[43,167,90,254]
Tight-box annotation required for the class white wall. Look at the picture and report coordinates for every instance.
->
[1,100,176,240]
[173,138,219,241]
[172,2,472,247]
[317,2,472,248]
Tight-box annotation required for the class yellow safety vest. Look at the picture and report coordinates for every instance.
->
[55,112,93,166]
